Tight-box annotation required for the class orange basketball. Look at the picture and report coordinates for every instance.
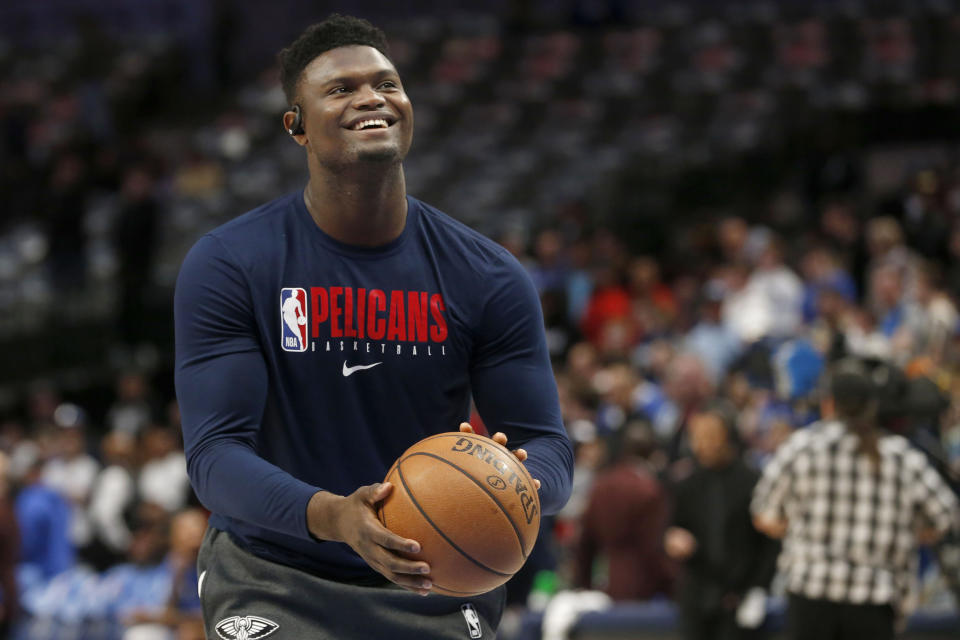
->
[377,432,541,596]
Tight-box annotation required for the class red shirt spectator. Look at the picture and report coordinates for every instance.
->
[580,284,632,346]
[575,422,673,600]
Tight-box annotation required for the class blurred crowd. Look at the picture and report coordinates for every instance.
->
[0,372,203,639]
[1,1,960,639]
[5,196,956,639]
[498,202,960,633]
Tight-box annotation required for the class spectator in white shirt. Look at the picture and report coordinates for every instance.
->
[137,427,189,514]
[107,371,156,437]
[42,406,101,550]
[88,432,139,569]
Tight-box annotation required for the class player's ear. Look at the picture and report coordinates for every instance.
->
[283,109,307,146]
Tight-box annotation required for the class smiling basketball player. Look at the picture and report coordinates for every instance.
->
[173,14,573,639]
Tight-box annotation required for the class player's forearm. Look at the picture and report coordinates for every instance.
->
[517,433,573,515]
[186,440,319,541]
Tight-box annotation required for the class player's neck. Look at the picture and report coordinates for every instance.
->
[304,165,407,247]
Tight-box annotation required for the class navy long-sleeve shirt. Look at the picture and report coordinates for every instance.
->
[174,191,573,579]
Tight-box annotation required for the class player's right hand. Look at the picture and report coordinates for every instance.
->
[307,484,432,595]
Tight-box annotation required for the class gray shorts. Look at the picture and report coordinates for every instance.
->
[198,527,507,639]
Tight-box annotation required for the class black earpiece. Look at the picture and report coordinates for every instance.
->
[287,105,304,136]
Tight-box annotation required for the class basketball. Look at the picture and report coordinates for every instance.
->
[377,431,541,596]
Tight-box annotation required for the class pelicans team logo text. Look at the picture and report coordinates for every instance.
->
[279,286,449,357]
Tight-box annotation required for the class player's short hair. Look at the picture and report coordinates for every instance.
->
[278,14,392,104]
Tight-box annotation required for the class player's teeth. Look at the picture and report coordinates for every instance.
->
[355,119,388,130]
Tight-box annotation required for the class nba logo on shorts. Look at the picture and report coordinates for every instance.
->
[280,287,308,352]
[460,603,482,638]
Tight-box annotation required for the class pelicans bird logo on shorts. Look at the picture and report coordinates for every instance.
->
[215,615,279,640]
[280,287,308,352]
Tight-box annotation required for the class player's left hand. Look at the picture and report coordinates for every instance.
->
[459,422,541,490]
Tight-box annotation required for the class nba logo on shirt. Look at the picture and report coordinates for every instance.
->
[280,287,308,352]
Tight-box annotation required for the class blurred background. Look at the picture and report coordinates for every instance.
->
[0,0,959,638]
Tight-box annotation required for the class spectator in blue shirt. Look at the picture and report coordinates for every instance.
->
[14,457,73,582]
[123,508,206,638]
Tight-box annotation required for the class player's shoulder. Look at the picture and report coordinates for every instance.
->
[183,192,298,268]
[410,197,518,271]
[208,192,299,245]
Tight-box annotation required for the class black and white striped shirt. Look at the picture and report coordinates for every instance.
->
[751,420,958,613]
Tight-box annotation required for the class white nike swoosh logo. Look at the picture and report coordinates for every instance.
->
[342,361,383,377]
